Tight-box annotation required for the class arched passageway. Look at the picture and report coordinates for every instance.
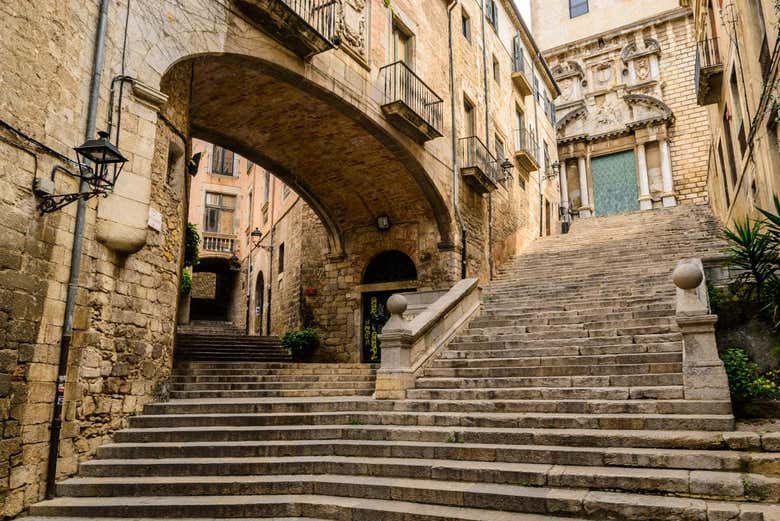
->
[190,257,241,323]
[360,250,418,363]
[162,53,453,257]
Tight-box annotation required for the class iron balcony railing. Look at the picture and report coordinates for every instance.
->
[460,136,499,183]
[695,37,722,103]
[515,128,538,157]
[380,61,444,133]
[281,0,339,44]
[202,232,237,254]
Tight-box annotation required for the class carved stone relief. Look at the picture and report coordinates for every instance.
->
[336,0,368,64]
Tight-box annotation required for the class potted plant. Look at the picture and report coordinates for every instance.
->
[281,328,320,362]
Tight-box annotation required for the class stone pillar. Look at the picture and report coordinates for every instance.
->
[636,143,652,211]
[660,140,677,207]
[577,156,591,218]
[672,260,731,402]
[560,161,570,209]
[374,294,415,400]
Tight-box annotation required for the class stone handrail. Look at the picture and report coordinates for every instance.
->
[672,259,731,402]
[375,278,481,399]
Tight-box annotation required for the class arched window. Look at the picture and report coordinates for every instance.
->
[362,250,417,284]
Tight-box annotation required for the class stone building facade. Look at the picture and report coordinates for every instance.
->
[532,1,713,218]
[0,0,559,514]
[682,0,780,223]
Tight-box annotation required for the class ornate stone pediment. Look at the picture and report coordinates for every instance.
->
[552,61,585,105]
[557,93,673,143]
[621,38,661,62]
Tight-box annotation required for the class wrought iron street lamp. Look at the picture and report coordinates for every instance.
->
[36,131,128,214]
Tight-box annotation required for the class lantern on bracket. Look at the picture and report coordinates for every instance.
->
[36,131,128,214]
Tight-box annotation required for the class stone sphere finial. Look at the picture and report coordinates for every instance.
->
[387,294,408,316]
[673,262,703,290]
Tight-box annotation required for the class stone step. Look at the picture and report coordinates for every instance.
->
[431,352,682,368]
[169,381,377,391]
[171,374,378,383]
[142,398,731,416]
[27,494,594,521]
[113,424,763,450]
[440,342,682,359]
[169,389,376,399]
[94,439,780,475]
[67,457,780,502]
[127,410,735,431]
[33,479,780,520]
[422,362,682,378]
[414,372,685,389]
[406,385,685,400]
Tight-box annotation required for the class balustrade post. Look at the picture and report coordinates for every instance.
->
[672,260,731,402]
[375,294,415,400]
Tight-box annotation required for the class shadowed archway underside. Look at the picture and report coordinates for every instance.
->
[168,54,452,256]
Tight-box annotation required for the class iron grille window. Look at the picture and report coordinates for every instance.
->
[569,0,588,18]
[204,192,237,234]
[211,146,234,176]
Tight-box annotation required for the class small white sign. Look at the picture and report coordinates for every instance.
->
[147,207,163,232]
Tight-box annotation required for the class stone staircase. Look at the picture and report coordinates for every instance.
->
[175,321,291,362]
[26,206,780,520]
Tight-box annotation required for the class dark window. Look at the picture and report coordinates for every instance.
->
[363,250,417,284]
[543,142,551,172]
[464,98,476,136]
[716,141,731,207]
[211,146,234,176]
[461,8,471,41]
[204,192,236,234]
[492,55,500,82]
[278,243,285,273]
[729,68,747,155]
[722,107,739,189]
[263,172,271,202]
[569,0,588,18]
[392,20,413,66]
[533,76,540,103]
[494,134,505,162]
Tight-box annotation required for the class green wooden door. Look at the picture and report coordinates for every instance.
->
[591,150,639,216]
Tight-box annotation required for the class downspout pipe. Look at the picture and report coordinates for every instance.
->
[480,0,494,280]
[46,0,110,499]
[447,0,467,279]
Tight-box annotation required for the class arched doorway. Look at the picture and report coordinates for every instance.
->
[254,272,265,335]
[190,257,241,323]
[361,251,417,363]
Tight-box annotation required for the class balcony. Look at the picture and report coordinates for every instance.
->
[514,128,539,173]
[233,0,339,59]
[511,50,534,97]
[380,61,444,143]
[459,136,500,194]
[695,38,723,106]
[202,232,238,255]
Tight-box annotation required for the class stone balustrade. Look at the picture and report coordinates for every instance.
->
[672,258,731,402]
[375,278,481,399]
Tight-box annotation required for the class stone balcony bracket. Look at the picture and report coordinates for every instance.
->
[375,278,481,400]
[672,259,731,402]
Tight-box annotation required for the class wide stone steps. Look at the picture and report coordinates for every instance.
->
[139,398,731,416]
[421,362,682,378]
[32,478,780,520]
[126,410,735,431]
[170,388,377,399]
[439,342,682,360]
[406,385,685,400]
[91,439,780,474]
[431,351,681,368]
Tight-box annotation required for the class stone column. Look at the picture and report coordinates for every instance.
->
[660,140,677,207]
[560,161,570,209]
[374,295,415,400]
[636,143,652,211]
[673,260,731,402]
[577,156,591,218]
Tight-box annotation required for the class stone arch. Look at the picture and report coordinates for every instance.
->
[159,51,453,257]
[362,250,418,284]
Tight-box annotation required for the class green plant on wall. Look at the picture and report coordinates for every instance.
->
[723,218,777,300]
[184,223,200,268]
[180,269,192,296]
[722,347,779,400]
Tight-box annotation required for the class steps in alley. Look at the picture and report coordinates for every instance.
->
[28,206,780,521]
